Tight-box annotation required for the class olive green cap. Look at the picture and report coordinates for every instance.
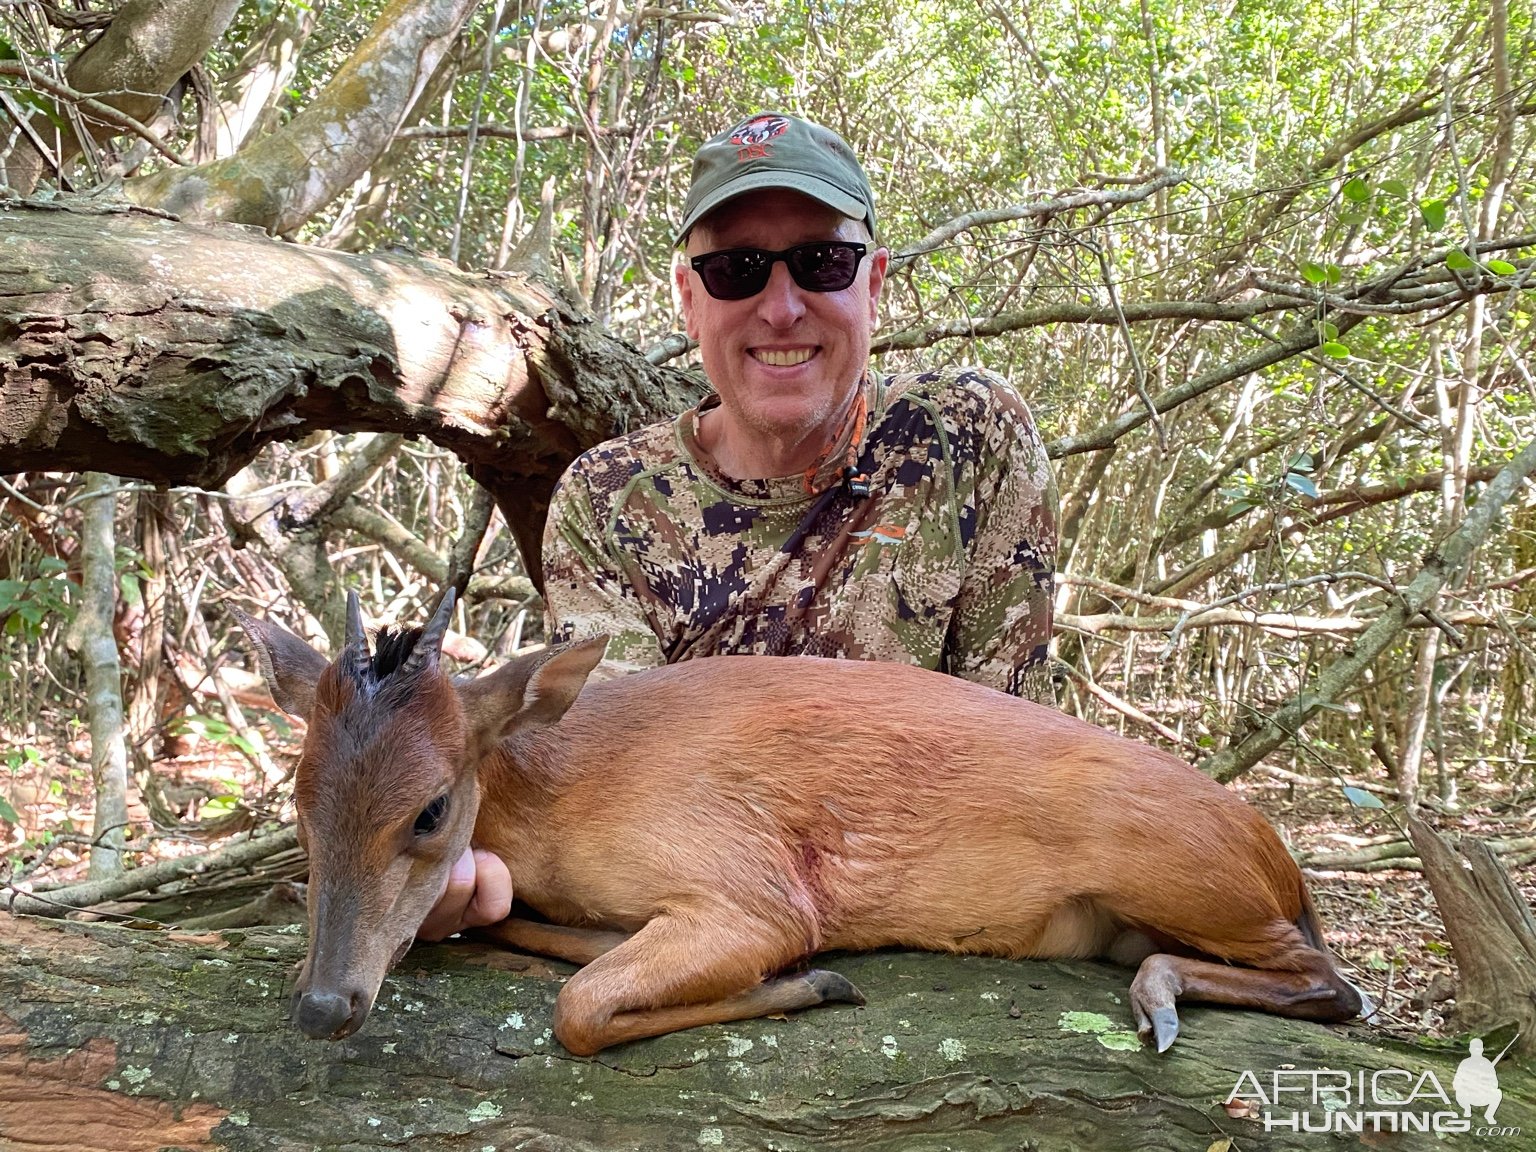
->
[677,113,877,244]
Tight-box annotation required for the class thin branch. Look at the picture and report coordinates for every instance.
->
[0,60,187,167]
[1054,660,1192,748]
[889,170,1186,272]
[1057,605,1514,639]
[283,433,405,526]
[1086,229,1162,450]
[2,825,300,916]
[0,87,72,189]
[1196,435,1536,782]
[397,122,635,142]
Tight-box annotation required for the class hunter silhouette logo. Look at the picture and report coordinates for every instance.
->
[730,114,790,161]
[1454,1036,1514,1123]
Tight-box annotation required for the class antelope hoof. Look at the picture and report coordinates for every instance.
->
[1134,1006,1181,1053]
[805,969,866,1006]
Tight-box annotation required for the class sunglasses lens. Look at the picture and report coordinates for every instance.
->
[697,250,772,300]
[787,243,863,291]
[692,243,866,300]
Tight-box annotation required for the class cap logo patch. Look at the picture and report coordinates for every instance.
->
[730,114,790,162]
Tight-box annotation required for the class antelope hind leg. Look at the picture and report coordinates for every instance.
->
[550,911,863,1056]
[1130,952,1363,1053]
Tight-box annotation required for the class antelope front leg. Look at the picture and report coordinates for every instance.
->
[550,909,863,1056]
[473,918,632,965]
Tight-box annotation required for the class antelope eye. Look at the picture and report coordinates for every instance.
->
[414,794,448,836]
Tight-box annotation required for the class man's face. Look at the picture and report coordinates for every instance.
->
[676,188,888,454]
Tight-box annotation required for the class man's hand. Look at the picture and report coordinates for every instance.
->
[417,846,514,942]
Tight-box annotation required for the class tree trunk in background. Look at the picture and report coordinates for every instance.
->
[69,472,129,879]
[1409,817,1536,1052]
[211,0,326,159]
[2,915,1529,1152]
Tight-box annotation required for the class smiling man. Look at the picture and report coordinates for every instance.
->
[420,112,1058,940]
[544,112,1057,693]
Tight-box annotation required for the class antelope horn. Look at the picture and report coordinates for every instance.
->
[343,590,371,680]
[399,587,457,678]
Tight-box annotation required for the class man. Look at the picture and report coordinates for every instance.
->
[419,112,1058,940]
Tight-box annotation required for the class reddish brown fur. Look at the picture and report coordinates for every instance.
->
[475,659,1306,964]
[457,655,1360,1053]
[272,631,1363,1055]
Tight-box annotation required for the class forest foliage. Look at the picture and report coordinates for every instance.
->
[0,0,1533,892]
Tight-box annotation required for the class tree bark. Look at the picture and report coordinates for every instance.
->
[0,199,704,577]
[66,472,129,879]
[127,0,482,234]
[2,913,1529,1152]
[1409,818,1536,1052]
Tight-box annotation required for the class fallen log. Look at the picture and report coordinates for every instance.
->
[2,914,1530,1151]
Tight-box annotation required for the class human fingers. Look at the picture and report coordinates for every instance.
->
[416,846,477,942]
[462,847,513,927]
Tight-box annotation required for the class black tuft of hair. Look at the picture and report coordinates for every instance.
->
[370,627,424,682]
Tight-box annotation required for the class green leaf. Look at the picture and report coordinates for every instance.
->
[1321,341,1351,358]
[1446,249,1475,271]
[1285,472,1319,498]
[1420,199,1447,231]
[1319,321,1339,341]
[201,795,242,817]
[1288,452,1315,473]
[1343,786,1386,809]
[1342,177,1370,203]
[1380,179,1409,198]
[1325,264,1343,286]
[1301,261,1327,284]
[1225,499,1258,517]
[1338,208,1367,226]
[1487,259,1517,276]
[0,795,18,824]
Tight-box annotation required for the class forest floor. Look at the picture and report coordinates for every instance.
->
[4,712,1534,1052]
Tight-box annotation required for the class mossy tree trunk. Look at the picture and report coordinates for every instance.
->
[2,915,1530,1152]
[0,199,703,579]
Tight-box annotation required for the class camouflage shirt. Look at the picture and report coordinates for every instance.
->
[541,367,1058,702]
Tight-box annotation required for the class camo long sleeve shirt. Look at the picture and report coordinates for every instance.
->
[540,367,1058,702]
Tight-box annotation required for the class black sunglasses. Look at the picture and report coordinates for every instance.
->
[689,241,867,301]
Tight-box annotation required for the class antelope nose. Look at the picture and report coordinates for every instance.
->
[293,989,358,1039]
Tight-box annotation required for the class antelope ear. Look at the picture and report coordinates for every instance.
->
[459,635,609,753]
[518,635,609,727]
[230,606,329,720]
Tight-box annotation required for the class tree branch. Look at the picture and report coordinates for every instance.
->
[1196,435,1536,782]
[0,60,188,168]
[127,0,482,233]
[1,825,299,916]
[889,170,1185,271]
[397,122,634,142]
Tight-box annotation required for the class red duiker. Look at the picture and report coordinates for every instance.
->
[236,590,1367,1056]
